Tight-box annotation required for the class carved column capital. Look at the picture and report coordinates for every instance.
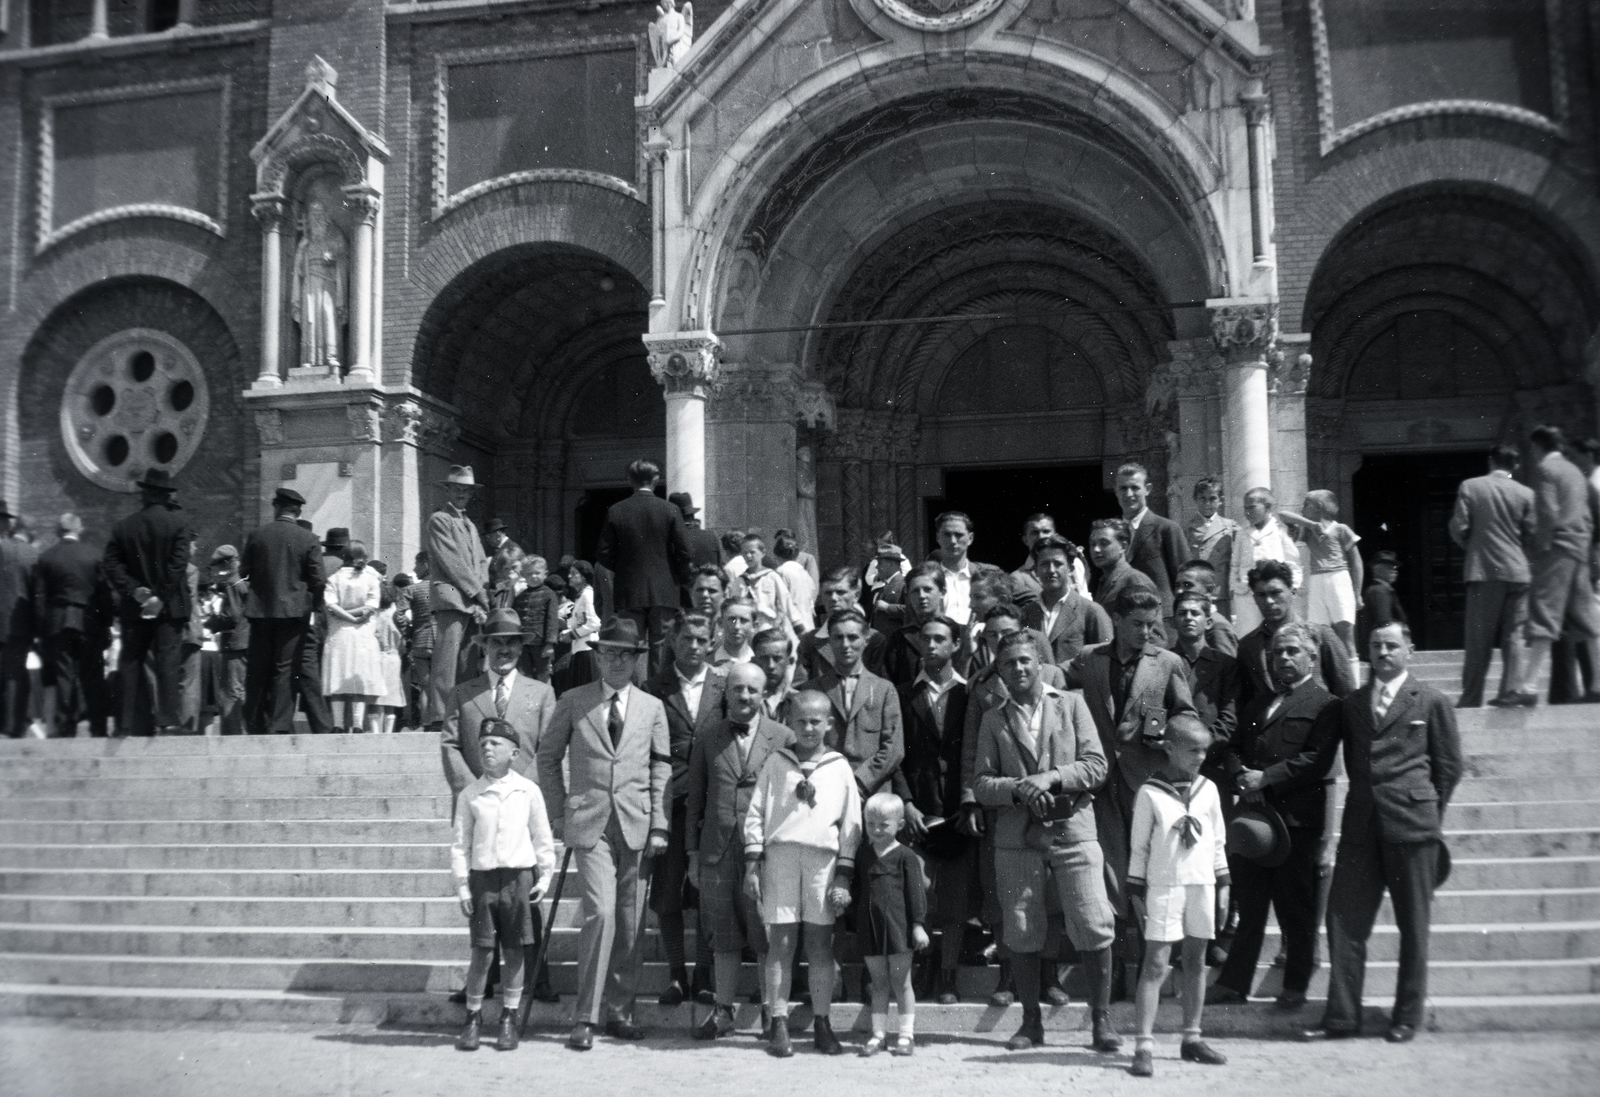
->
[253,408,284,447]
[1153,339,1227,406]
[1240,76,1271,125]
[345,397,382,442]
[795,381,836,431]
[1268,348,1311,397]
[418,407,461,458]
[381,400,424,445]
[341,183,382,226]
[644,330,723,398]
[250,193,290,230]
[1208,297,1278,363]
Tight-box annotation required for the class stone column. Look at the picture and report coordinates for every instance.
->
[644,135,671,325]
[644,330,722,515]
[1209,297,1277,504]
[1269,333,1312,509]
[250,195,289,389]
[1241,77,1274,266]
[176,0,198,27]
[342,184,381,387]
[87,0,108,39]
[1155,338,1228,522]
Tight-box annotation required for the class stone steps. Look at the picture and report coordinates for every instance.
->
[0,820,451,844]
[0,796,455,821]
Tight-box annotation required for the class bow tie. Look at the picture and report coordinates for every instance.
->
[731,722,752,738]
[1174,814,1203,849]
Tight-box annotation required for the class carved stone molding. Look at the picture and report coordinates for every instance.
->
[342,183,382,226]
[346,399,382,443]
[1268,350,1311,396]
[381,401,424,445]
[823,408,921,464]
[418,407,462,458]
[707,365,837,429]
[254,409,284,447]
[644,330,722,398]
[250,193,290,230]
[1209,298,1278,360]
[1152,339,1227,409]
[1115,402,1171,456]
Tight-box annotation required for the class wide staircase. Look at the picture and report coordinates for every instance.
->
[0,650,1595,1034]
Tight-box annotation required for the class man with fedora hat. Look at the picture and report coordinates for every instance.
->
[102,469,192,735]
[239,487,328,734]
[537,616,671,1049]
[1209,623,1341,1009]
[596,459,692,677]
[670,492,722,574]
[1303,621,1462,1044]
[426,466,490,729]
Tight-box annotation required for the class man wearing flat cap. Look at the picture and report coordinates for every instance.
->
[538,616,671,1049]
[427,466,490,729]
[239,487,328,734]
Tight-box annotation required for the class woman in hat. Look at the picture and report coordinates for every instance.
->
[323,539,384,732]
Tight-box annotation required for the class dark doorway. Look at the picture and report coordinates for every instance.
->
[1351,450,1483,651]
[926,464,1118,571]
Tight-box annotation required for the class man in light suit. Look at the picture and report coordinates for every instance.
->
[1449,444,1536,707]
[1021,535,1113,668]
[537,617,671,1049]
[596,458,692,677]
[1304,622,1462,1044]
[804,607,904,798]
[1116,462,1187,632]
[426,466,489,730]
[683,663,786,1039]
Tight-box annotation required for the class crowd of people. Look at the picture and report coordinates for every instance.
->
[9,424,1596,1070]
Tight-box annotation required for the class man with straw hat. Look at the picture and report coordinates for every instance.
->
[426,466,489,730]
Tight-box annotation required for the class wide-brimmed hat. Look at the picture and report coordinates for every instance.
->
[441,465,476,486]
[593,616,648,652]
[137,469,177,492]
[485,518,508,534]
[481,608,532,638]
[667,491,699,517]
[1227,801,1292,869]
[273,487,306,507]
[322,528,351,553]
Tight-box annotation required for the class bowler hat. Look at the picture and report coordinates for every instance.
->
[137,468,177,492]
[593,616,648,652]
[441,465,477,487]
[485,518,508,534]
[322,528,351,553]
[667,491,699,517]
[273,487,306,507]
[481,608,532,638]
[1227,801,1292,869]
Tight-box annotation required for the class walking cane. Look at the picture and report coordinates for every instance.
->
[518,847,574,1038]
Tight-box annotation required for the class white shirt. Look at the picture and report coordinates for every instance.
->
[1372,671,1409,721]
[450,769,557,896]
[1006,692,1046,756]
[676,665,709,721]
[1127,777,1229,887]
[942,559,974,625]
[1041,592,1066,637]
[916,668,966,724]
[1127,507,1149,532]
[1233,515,1303,592]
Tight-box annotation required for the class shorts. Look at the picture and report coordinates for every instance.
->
[1142,883,1215,944]
[467,866,537,950]
[760,842,839,926]
[1306,571,1357,628]
[700,849,768,954]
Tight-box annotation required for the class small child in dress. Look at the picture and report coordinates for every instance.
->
[857,791,930,1057]
[1126,714,1230,1077]
[1278,489,1363,674]
[450,719,556,1053]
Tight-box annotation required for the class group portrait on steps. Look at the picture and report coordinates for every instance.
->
[12,420,1600,1070]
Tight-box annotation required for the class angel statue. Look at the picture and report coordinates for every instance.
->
[647,0,694,70]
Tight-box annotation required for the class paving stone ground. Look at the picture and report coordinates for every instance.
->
[0,1019,1593,1097]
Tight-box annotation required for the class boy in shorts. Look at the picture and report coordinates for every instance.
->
[450,718,557,1052]
[1126,714,1230,1076]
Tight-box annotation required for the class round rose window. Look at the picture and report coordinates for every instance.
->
[61,329,210,493]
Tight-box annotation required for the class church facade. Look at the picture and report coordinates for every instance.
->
[2,0,1597,647]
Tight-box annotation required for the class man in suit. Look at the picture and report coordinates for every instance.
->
[1209,624,1340,1007]
[1304,621,1462,1043]
[804,607,904,797]
[1063,587,1196,988]
[1021,535,1112,668]
[1087,518,1157,617]
[1235,560,1357,712]
[1356,550,1408,661]
[683,663,785,1039]
[974,632,1119,1053]
[596,458,692,678]
[1171,591,1239,774]
[239,488,327,735]
[1449,445,1536,706]
[669,492,723,589]
[879,563,947,688]
[537,617,671,1049]
[32,513,110,737]
[102,469,191,736]
[0,501,37,738]
[796,566,888,683]
[1504,425,1600,705]
[642,609,726,1005]
[426,466,490,729]
[1116,462,1187,631]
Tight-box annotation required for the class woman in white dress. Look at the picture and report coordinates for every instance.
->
[559,559,601,691]
[323,541,383,732]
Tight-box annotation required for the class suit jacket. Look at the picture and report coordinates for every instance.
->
[806,666,905,794]
[537,681,671,851]
[440,671,556,796]
[1182,643,1240,750]
[1022,591,1113,666]
[1529,451,1595,560]
[683,713,788,863]
[205,577,251,651]
[1065,642,1196,791]
[1206,611,1238,657]
[103,503,191,621]
[683,525,723,572]
[881,620,940,688]
[425,504,487,615]
[1128,511,1187,617]
[642,661,727,802]
[1356,578,1407,656]
[1334,676,1463,846]
[796,625,888,683]
[972,686,1107,848]
[893,677,970,819]
[1449,471,1535,583]
[1092,557,1157,614]
[239,516,324,620]
[511,585,563,648]
[959,657,1066,800]
[31,538,106,637]
[1237,621,1356,711]
[0,539,38,641]
[1225,678,1341,830]
[596,490,692,611]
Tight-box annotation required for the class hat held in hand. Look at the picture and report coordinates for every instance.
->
[1227,801,1292,869]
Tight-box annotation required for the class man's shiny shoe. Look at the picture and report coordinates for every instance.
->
[1386,1024,1417,1043]
[566,1022,594,1051]
[658,979,688,1006]
[1298,1027,1358,1042]
[455,1010,482,1052]
[1006,1018,1045,1050]
[496,1011,519,1052]
[604,1017,646,1041]
[1180,1039,1227,1065]
[767,1019,794,1058]
[693,1006,737,1041]
[1091,1010,1122,1053]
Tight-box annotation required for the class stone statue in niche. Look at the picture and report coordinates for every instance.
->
[291,195,349,371]
[795,439,818,559]
[647,0,694,69]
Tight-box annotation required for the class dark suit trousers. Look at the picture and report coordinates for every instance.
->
[1217,825,1320,997]
[294,623,333,734]
[245,618,308,734]
[43,630,108,736]
[618,607,674,679]
[1322,829,1437,1031]
[119,617,183,732]
[1460,581,1527,706]
[0,640,33,738]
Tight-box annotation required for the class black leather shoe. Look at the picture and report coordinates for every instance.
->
[1299,1027,1357,1042]
[567,1023,594,1051]
[1129,1047,1154,1076]
[1181,1038,1227,1064]
[456,1010,482,1051]
[1275,991,1308,1010]
[694,1006,737,1041]
[658,979,688,1006]
[1091,1010,1122,1052]
[814,1016,845,1055]
[1386,1024,1417,1043]
[767,1019,794,1058]
[1205,984,1248,1005]
[1006,1015,1045,1050]
[989,958,1016,1007]
[1490,692,1538,708]
[1041,960,1070,1006]
[604,1017,646,1041]
[496,1011,519,1051]
[935,968,959,1005]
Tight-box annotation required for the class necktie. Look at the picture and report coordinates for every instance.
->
[1373,684,1390,724]
[494,677,509,719]
[608,693,624,747]
[842,674,859,711]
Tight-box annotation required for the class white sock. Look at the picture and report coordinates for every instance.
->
[466,994,484,1013]
[501,990,521,1012]
[1136,1035,1154,1051]
[871,1013,888,1037]
[897,1011,915,1038]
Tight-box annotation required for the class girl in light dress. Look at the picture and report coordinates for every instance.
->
[323,541,383,732]
[368,581,406,733]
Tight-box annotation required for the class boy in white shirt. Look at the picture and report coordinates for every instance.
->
[1126,714,1230,1077]
[733,533,804,640]
[1230,488,1303,634]
[451,718,557,1052]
